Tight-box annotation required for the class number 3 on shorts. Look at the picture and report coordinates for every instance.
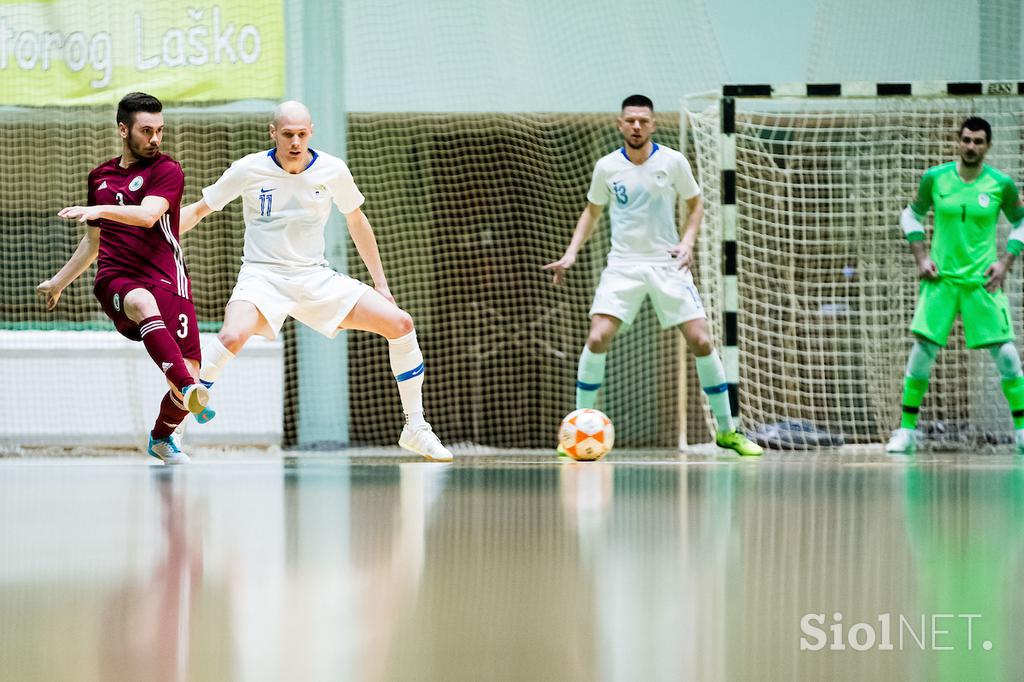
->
[177,313,189,339]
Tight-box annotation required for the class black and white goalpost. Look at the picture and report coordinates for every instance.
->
[682,81,1024,450]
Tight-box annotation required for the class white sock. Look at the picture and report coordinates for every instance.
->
[389,330,425,427]
[695,351,733,433]
[200,336,235,386]
[576,346,607,409]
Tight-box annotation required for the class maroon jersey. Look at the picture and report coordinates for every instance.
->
[87,153,190,299]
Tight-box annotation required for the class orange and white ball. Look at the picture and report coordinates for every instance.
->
[558,409,614,461]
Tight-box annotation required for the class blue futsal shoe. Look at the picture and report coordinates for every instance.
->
[147,435,191,465]
[182,384,216,424]
[194,405,216,424]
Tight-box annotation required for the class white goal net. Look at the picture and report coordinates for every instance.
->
[685,85,1024,450]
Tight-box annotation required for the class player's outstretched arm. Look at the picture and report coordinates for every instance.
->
[901,171,937,280]
[345,208,395,303]
[985,185,1024,292]
[36,227,100,310]
[1000,178,1024,256]
[181,199,215,235]
[543,202,604,285]
[58,195,170,229]
[908,239,938,280]
[668,195,704,269]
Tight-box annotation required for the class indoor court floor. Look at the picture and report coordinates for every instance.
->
[1,449,1021,681]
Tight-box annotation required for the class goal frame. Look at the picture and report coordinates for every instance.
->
[680,80,1024,448]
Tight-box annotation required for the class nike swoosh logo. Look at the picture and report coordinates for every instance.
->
[260,187,274,193]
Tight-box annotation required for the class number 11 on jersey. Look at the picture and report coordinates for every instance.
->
[260,192,273,216]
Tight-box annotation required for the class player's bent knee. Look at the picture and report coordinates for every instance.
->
[123,288,158,320]
[218,329,251,353]
[388,310,414,338]
[586,334,614,354]
[687,336,714,356]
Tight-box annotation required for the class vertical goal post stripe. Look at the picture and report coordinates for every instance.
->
[719,93,739,419]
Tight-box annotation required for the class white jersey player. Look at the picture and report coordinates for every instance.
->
[544,94,762,457]
[181,100,452,461]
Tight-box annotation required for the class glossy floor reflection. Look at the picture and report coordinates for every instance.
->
[1,451,1022,681]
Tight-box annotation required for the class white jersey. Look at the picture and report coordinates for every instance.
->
[202,148,365,268]
[586,143,700,265]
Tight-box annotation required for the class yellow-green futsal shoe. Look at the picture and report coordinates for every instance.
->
[716,430,763,457]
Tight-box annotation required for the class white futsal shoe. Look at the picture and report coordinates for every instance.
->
[147,435,191,465]
[399,423,454,462]
[885,428,916,455]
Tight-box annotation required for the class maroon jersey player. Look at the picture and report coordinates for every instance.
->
[37,92,213,464]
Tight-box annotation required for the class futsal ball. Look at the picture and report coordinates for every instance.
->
[559,409,614,461]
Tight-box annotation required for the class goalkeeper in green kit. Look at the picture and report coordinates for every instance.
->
[887,117,1024,454]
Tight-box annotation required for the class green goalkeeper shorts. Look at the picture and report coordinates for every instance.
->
[910,278,1014,348]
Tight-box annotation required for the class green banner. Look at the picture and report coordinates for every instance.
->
[0,1,283,105]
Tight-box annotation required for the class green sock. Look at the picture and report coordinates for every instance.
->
[900,376,929,429]
[1001,377,1024,429]
[575,347,607,409]
[695,352,733,433]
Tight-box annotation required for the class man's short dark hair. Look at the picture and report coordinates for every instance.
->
[960,116,991,143]
[621,94,654,112]
[117,92,163,129]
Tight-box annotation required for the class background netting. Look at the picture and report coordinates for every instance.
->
[345,113,704,449]
[4,109,708,449]
[685,95,1024,450]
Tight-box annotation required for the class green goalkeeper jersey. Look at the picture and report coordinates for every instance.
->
[907,162,1024,282]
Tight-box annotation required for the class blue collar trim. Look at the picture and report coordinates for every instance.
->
[620,142,659,163]
[267,148,319,171]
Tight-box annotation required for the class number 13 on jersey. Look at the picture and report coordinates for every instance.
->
[612,181,628,205]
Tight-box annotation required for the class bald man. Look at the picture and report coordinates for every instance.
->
[181,101,453,461]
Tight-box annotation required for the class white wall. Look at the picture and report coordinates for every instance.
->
[340,0,1019,113]
[0,332,283,448]
[342,0,727,112]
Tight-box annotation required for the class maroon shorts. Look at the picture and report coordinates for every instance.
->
[93,276,201,360]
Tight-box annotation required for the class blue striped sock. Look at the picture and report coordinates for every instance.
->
[576,346,607,409]
[695,351,732,432]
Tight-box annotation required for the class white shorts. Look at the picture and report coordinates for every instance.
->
[229,263,371,339]
[589,262,706,329]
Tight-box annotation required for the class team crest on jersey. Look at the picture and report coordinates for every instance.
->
[112,293,121,311]
[129,176,144,191]
[978,193,990,208]
[313,183,327,197]
[653,170,670,187]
